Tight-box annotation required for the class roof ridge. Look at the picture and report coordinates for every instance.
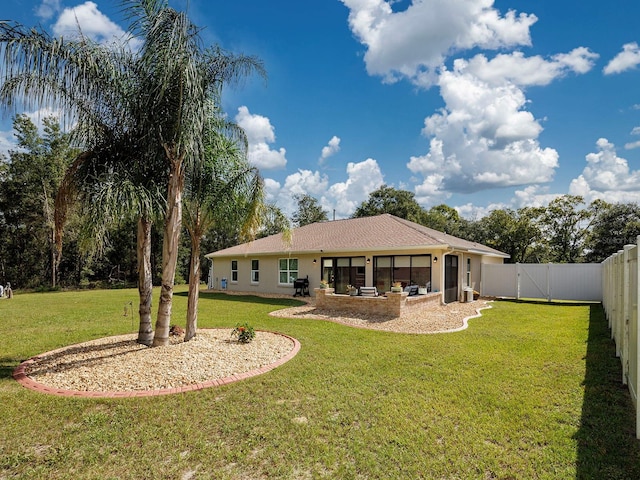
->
[387,214,445,241]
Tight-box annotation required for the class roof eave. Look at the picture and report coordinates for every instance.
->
[207,244,459,258]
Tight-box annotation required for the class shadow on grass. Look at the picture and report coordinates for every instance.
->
[0,357,21,380]
[175,290,306,308]
[493,297,600,307]
[574,304,640,479]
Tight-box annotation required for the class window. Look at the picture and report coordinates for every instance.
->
[374,255,431,292]
[374,256,392,293]
[231,260,238,282]
[321,256,366,293]
[279,258,298,285]
[251,259,259,283]
[466,258,471,286]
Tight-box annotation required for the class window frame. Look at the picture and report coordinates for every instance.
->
[278,258,299,286]
[231,260,238,283]
[251,259,260,284]
[373,254,432,292]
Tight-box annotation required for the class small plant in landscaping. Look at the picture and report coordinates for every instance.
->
[230,322,255,343]
[169,324,184,336]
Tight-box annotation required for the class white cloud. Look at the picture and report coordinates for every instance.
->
[52,2,132,45]
[340,0,537,86]
[265,158,384,219]
[35,0,61,20]
[408,65,559,194]
[455,202,502,220]
[264,169,329,215]
[626,126,640,149]
[413,172,450,205]
[283,169,330,196]
[263,178,281,204]
[462,48,598,87]
[319,136,341,164]
[569,138,640,203]
[604,42,640,75]
[235,106,287,170]
[324,159,385,218]
[511,185,561,208]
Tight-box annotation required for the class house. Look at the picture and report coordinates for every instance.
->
[205,214,509,303]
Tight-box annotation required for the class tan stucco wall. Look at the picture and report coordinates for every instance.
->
[208,248,504,298]
[210,254,322,296]
[481,256,505,265]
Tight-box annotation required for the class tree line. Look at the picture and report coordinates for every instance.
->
[3,134,638,299]
[292,186,640,265]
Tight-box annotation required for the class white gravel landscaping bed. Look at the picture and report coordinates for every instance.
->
[23,329,295,392]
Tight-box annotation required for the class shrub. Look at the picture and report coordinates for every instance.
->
[231,323,255,343]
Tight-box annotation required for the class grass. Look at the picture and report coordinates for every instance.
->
[1,287,639,479]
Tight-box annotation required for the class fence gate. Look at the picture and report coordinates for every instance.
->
[481,263,602,302]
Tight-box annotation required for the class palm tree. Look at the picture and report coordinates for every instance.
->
[0,19,164,345]
[58,143,165,345]
[183,101,264,341]
[0,0,265,347]
[123,0,265,346]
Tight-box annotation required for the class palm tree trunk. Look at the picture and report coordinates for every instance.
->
[153,153,184,347]
[137,216,154,346]
[51,225,57,288]
[185,229,201,342]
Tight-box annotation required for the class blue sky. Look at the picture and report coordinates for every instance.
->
[3,0,640,219]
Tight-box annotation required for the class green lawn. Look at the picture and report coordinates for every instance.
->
[1,288,639,479]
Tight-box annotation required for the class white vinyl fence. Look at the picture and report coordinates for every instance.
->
[602,241,640,439]
[481,263,602,302]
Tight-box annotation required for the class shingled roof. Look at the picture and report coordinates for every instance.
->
[207,214,508,258]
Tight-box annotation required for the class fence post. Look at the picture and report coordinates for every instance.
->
[516,263,520,300]
[616,250,624,347]
[636,236,640,439]
[623,245,634,385]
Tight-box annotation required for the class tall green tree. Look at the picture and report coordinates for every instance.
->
[183,102,264,341]
[541,195,590,263]
[291,194,328,227]
[352,185,426,223]
[423,204,469,237]
[0,115,76,288]
[257,204,290,238]
[475,207,543,263]
[585,201,640,262]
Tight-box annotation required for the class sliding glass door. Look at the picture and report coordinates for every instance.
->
[374,255,432,292]
[321,257,365,293]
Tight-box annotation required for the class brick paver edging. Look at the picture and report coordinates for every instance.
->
[12,330,301,399]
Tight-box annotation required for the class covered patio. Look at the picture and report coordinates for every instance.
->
[314,287,442,318]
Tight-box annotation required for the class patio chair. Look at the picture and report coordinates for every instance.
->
[404,285,419,296]
[359,286,379,297]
